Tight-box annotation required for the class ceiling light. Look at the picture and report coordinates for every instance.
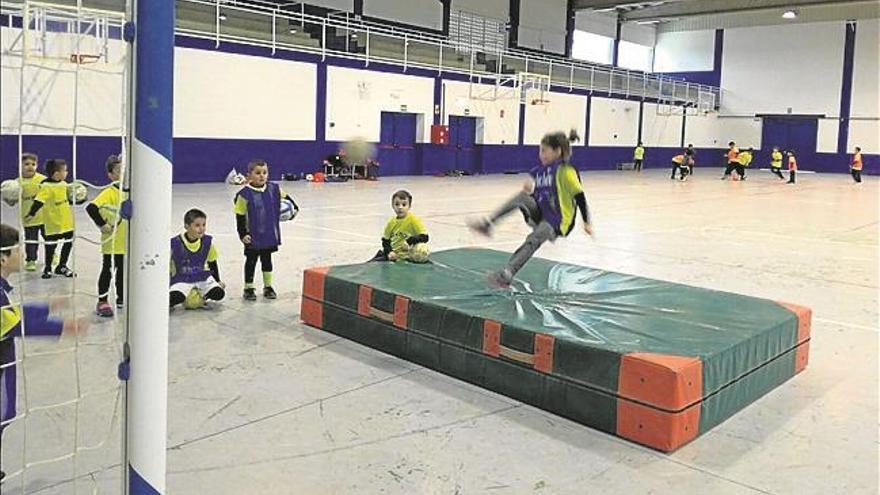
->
[219,12,227,21]
[782,10,797,19]
[351,33,358,38]
[289,27,297,34]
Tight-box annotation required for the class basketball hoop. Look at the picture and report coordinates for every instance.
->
[70,53,101,64]
[530,98,550,106]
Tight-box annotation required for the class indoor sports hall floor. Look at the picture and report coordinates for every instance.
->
[2,168,877,495]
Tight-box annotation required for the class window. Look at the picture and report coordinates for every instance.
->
[618,41,653,72]
[571,30,613,65]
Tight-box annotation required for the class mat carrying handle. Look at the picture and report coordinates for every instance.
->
[482,320,555,373]
[357,285,409,329]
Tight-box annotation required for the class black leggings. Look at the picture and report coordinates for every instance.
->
[724,162,745,178]
[244,250,274,284]
[24,225,43,262]
[634,159,643,171]
[43,231,74,272]
[852,169,862,183]
[170,286,225,307]
[771,168,785,179]
[788,170,796,183]
[98,254,124,303]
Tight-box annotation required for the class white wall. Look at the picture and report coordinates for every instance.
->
[174,48,316,140]
[1,27,125,136]
[653,30,715,73]
[523,90,586,145]
[442,80,520,145]
[306,0,352,11]
[817,118,839,153]
[684,113,762,149]
[364,0,444,31]
[720,22,844,116]
[621,22,655,47]
[574,10,616,38]
[589,97,639,146]
[326,66,434,142]
[848,120,879,154]
[851,19,879,119]
[518,0,568,54]
[453,0,508,20]
[641,104,683,147]
[572,30,613,64]
[618,41,653,72]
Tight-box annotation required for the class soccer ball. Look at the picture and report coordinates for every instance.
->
[408,243,430,263]
[279,198,298,222]
[183,287,205,309]
[1,179,20,206]
[67,181,88,204]
[342,138,376,165]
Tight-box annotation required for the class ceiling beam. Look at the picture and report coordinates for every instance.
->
[622,0,864,20]
[571,0,629,9]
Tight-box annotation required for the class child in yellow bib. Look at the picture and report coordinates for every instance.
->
[86,155,127,317]
[371,190,430,263]
[770,147,784,180]
[17,153,46,271]
[24,159,75,279]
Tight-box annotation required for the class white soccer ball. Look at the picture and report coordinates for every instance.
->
[343,138,376,165]
[280,198,298,222]
[305,173,314,182]
[67,181,88,204]
[1,179,20,206]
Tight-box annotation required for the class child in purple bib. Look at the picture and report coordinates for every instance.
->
[234,159,298,301]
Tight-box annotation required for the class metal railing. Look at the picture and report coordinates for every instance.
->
[2,0,723,109]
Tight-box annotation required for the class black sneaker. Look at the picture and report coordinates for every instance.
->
[243,288,257,301]
[54,265,76,278]
[41,271,52,279]
[466,217,493,238]
[263,286,277,299]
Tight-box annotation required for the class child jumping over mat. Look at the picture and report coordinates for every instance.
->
[467,130,593,288]
[234,159,298,301]
[370,190,430,263]
[170,209,225,309]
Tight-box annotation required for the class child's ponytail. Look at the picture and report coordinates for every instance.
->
[541,128,581,161]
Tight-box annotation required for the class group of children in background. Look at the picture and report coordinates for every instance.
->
[634,141,864,185]
[3,154,306,319]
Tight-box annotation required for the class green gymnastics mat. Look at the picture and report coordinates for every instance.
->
[300,248,810,451]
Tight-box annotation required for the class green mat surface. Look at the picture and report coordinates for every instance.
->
[301,248,811,451]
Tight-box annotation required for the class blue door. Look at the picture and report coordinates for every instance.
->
[761,117,818,163]
[378,112,417,176]
[448,115,479,174]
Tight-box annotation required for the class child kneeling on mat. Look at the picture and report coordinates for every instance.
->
[170,209,225,309]
[370,190,430,263]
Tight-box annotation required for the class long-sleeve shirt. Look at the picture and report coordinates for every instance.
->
[1,276,64,429]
